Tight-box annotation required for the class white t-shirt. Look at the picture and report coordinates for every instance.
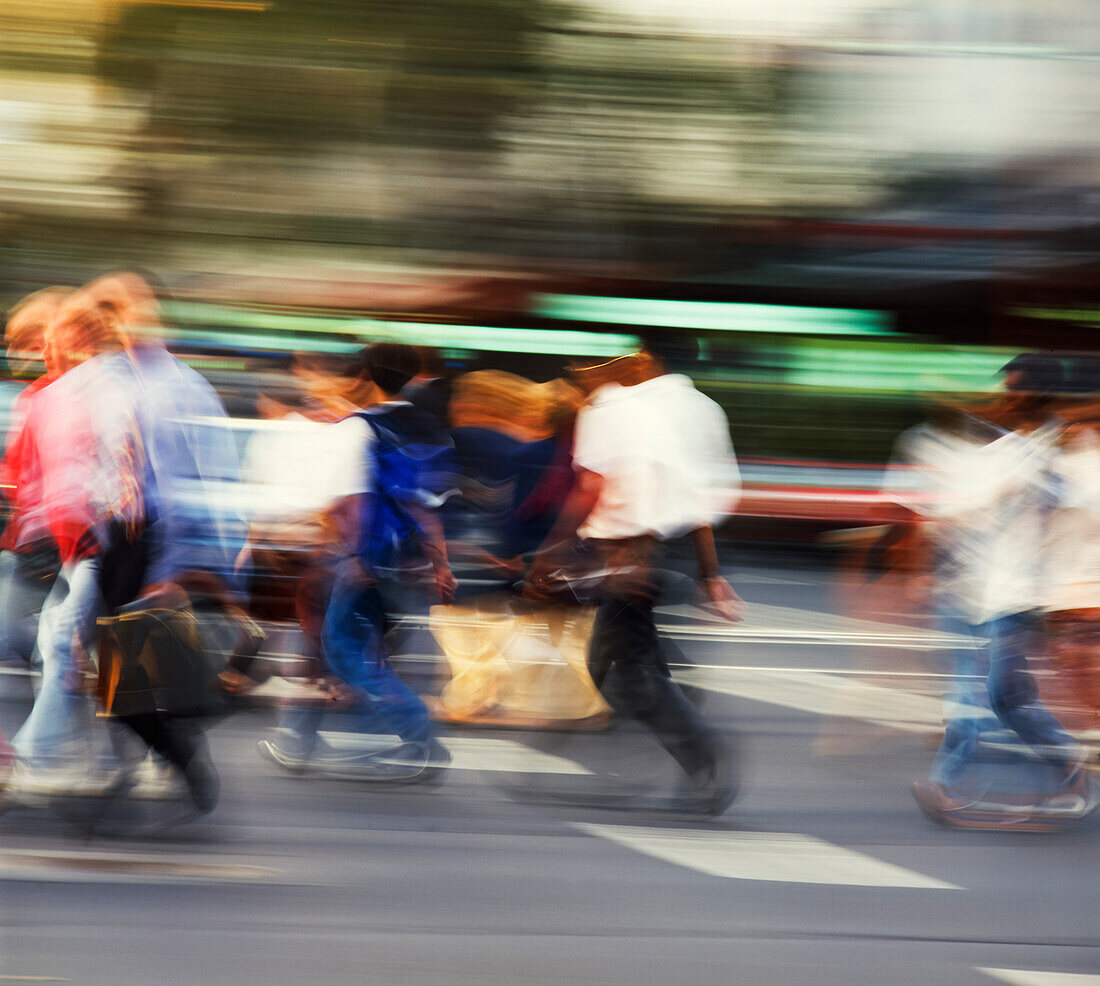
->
[887,419,1058,624]
[573,373,739,541]
[242,413,372,524]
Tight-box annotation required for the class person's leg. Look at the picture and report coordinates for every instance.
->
[267,705,325,761]
[117,712,218,812]
[928,614,997,792]
[986,612,1082,777]
[12,557,104,770]
[0,550,20,663]
[593,591,721,779]
[0,547,57,667]
[258,562,333,762]
[321,574,433,748]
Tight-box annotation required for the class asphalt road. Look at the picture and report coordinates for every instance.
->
[1,562,1097,986]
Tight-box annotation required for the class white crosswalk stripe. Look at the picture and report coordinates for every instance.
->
[575,823,961,889]
[318,732,593,774]
[682,667,1100,747]
[440,736,594,774]
[979,970,1100,986]
[680,666,948,733]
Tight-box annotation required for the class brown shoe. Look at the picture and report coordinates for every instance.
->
[912,781,971,825]
[913,780,1086,832]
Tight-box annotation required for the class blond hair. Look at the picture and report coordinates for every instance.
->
[450,371,544,436]
[6,286,74,351]
[46,294,126,371]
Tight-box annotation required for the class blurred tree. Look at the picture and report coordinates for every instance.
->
[95,0,564,152]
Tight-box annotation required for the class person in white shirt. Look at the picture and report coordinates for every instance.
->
[893,359,1091,826]
[259,344,455,781]
[526,345,743,815]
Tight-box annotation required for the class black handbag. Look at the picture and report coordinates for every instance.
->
[96,598,229,721]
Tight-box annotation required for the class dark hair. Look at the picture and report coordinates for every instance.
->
[640,330,699,366]
[1002,352,1063,395]
[364,342,420,396]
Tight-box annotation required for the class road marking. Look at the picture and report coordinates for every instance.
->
[683,667,1100,746]
[575,824,961,889]
[681,666,949,733]
[318,732,593,775]
[0,978,72,983]
[441,737,594,774]
[980,970,1100,986]
[0,849,277,885]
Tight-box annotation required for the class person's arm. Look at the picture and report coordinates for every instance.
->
[690,525,744,622]
[324,492,373,587]
[406,502,456,604]
[328,492,360,550]
[524,467,604,595]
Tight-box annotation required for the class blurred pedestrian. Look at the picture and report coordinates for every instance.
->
[0,288,69,668]
[259,343,456,780]
[525,345,743,815]
[84,272,243,588]
[228,376,355,689]
[904,355,1093,827]
[446,370,561,578]
[9,297,142,779]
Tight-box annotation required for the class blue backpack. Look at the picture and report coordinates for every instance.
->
[353,406,454,570]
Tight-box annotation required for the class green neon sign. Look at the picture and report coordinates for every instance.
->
[533,295,894,337]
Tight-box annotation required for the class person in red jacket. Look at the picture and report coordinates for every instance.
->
[10,297,142,777]
[0,288,70,667]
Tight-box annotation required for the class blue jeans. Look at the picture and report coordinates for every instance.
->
[13,557,103,770]
[0,547,58,666]
[279,571,433,758]
[931,611,1078,791]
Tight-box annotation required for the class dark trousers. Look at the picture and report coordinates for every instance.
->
[109,631,207,776]
[97,525,209,776]
[117,711,205,776]
[587,544,720,778]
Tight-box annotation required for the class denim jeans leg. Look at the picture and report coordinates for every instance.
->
[321,575,433,748]
[0,549,55,666]
[985,612,1078,774]
[13,557,103,769]
[275,706,324,761]
[929,613,996,789]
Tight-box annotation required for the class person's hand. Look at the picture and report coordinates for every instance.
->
[700,576,745,622]
[523,553,559,601]
[433,565,457,605]
[218,668,257,696]
[320,677,358,709]
[65,638,99,694]
[474,550,525,577]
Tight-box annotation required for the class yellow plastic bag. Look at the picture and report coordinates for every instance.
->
[429,595,611,728]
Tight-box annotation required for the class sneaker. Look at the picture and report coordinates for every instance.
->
[130,756,183,800]
[316,741,451,784]
[257,739,311,775]
[911,781,971,825]
[909,781,1061,831]
[1058,749,1091,797]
